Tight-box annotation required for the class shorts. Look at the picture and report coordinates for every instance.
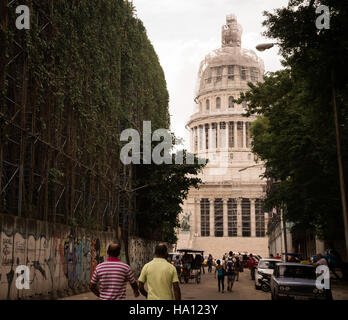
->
[227,273,235,282]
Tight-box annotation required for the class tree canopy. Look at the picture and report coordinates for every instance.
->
[238,0,348,241]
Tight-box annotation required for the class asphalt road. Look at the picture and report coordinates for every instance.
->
[60,268,270,300]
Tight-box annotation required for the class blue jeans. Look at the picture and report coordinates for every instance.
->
[251,268,255,280]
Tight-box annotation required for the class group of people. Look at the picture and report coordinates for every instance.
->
[211,251,243,293]
[90,242,181,300]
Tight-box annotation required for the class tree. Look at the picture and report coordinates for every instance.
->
[134,149,206,243]
[239,0,348,243]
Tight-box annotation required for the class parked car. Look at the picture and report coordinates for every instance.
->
[271,263,327,300]
[255,258,282,290]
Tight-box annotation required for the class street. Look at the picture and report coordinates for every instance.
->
[61,269,270,300]
[60,267,348,301]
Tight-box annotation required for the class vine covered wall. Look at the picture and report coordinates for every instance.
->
[0,0,169,236]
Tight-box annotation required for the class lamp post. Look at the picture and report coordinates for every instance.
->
[256,42,348,258]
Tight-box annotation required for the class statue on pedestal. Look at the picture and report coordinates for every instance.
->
[180,212,191,232]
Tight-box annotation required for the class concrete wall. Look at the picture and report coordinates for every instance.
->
[0,214,167,300]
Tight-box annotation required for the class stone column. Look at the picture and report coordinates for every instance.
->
[250,199,256,237]
[223,198,228,237]
[203,124,207,151]
[209,198,215,237]
[234,121,238,149]
[216,123,220,151]
[198,126,202,152]
[191,128,194,152]
[243,122,247,149]
[237,198,242,237]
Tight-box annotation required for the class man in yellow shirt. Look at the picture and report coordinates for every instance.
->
[138,243,181,300]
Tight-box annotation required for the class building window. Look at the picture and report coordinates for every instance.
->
[214,199,223,237]
[205,124,209,150]
[255,199,265,237]
[228,122,234,148]
[240,66,247,80]
[206,99,210,111]
[216,97,221,109]
[228,96,234,108]
[216,67,222,82]
[205,68,212,83]
[228,199,237,237]
[250,67,259,82]
[200,199,210,236]
[242,100,247,109]
[228,65,235,80]
[220,122,226,149]
[237,121,243,148]
[242,198,251,237]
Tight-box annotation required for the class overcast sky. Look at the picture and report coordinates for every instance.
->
[132,0,289,149]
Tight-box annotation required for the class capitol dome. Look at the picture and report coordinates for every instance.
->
[179,14,269,258]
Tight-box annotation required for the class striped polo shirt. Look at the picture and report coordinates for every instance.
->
[90,257,136,300]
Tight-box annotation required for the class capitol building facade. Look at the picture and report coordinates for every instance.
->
[177,15,269,257]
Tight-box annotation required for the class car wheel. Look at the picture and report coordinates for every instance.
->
[261,283,270,292]
[255,284,261,290]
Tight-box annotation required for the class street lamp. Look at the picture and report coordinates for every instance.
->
[256,42,348,258]
[255,43,275,52]
[238,163,264,172]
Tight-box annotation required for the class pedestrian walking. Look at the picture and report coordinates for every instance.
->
[247,253,257,280]
[89,242,139,300]
[312,252,333,300]
[200,254,205,274]
[226,255,235,292]
[207,254,213,273]
[214,259,225,293]
[234,255,240,281]
[173,254,182,276]
[138,243,181,300]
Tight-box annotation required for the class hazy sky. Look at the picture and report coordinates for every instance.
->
[132,0,289,149]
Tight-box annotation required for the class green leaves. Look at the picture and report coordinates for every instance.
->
[243,0,348,242]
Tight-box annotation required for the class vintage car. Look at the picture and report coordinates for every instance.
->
[271,263,328,300]
[255,258,282,290]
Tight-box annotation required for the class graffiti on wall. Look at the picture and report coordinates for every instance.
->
[0,215,168,300]
[0,216,114,300]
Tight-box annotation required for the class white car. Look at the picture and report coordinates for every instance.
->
[255,258,282,290]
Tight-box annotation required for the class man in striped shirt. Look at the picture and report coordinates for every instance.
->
[89,242,139,300]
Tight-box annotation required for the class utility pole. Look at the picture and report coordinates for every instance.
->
[280,207,288,262]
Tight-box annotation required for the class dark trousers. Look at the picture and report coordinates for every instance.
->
[251,268,255,280]
[208,264,212,272]
[218,275,225,292]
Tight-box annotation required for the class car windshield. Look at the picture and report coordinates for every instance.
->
[258,260,280,269]
[278,265,316,279]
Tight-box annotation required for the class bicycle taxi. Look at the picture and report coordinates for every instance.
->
[177,248,204,284]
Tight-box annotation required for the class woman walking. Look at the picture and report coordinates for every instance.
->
[207,254,213,273]
[234,255,240,281]
[214,259,225,293]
